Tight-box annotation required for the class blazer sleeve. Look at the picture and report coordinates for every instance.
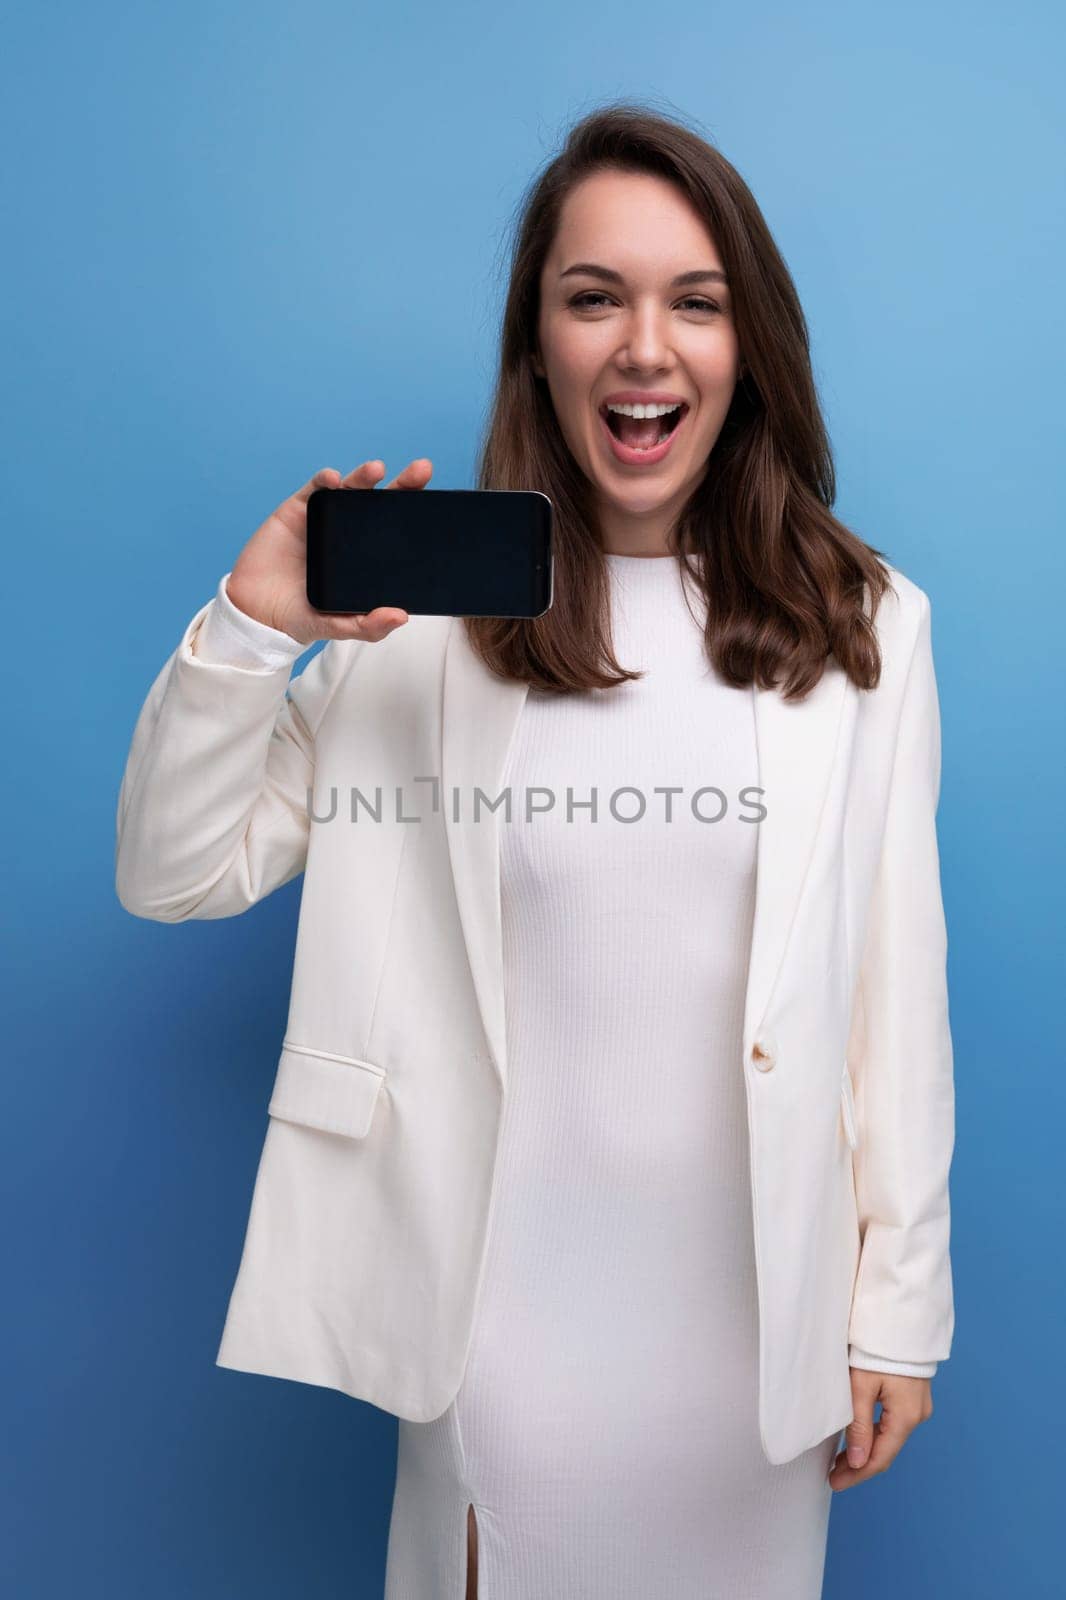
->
[196,570,309,670]
[115,579,359,922]
[846,590,956,1371]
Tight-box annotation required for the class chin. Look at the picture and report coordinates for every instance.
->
[598,479,680,514]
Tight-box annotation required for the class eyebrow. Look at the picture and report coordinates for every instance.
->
[559,262,729,288]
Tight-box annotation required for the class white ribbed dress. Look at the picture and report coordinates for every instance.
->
[382,551,839,1599]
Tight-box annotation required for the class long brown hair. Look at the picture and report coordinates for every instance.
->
[465,100,892,702]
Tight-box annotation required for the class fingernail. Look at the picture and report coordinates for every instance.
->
[847,1445,865,1466]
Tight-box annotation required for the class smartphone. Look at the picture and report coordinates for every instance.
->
[306,487,554,618]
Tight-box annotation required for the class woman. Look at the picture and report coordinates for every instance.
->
[116,104,954,1598]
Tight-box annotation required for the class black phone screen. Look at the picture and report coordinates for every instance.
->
[306,487,553,618]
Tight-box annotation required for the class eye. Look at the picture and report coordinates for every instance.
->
[568,291,721,314]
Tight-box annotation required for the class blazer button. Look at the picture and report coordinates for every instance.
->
[751,1033,777,1071]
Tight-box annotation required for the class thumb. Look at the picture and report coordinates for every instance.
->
[846,1393,877,1469]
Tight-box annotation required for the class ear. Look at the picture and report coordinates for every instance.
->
[531,348,545,380]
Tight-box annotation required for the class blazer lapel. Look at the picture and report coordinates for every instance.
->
[441,619,529,1089]
[442,617,851,1090]
[743,661,851,1054]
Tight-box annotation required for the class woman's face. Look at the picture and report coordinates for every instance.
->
[534,169,742,554]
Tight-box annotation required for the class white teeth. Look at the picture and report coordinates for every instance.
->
[604,401,682,419]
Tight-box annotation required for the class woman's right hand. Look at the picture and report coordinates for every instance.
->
[225,458,433,647]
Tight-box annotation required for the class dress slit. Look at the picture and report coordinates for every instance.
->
[465,1503,479,1599]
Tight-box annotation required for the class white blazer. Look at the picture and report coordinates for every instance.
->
[115,561,955,1466]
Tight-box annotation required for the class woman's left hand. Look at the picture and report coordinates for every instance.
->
[827,1369,934,1490]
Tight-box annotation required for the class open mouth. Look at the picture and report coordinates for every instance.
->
[600,402,688,449]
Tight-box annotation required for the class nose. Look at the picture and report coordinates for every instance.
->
[618,302,675,372]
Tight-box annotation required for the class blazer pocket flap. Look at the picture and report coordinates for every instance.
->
[268,1041,386,1140]
[840,1062,858,1151]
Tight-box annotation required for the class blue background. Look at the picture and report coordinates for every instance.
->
[3,1,1063,1594]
